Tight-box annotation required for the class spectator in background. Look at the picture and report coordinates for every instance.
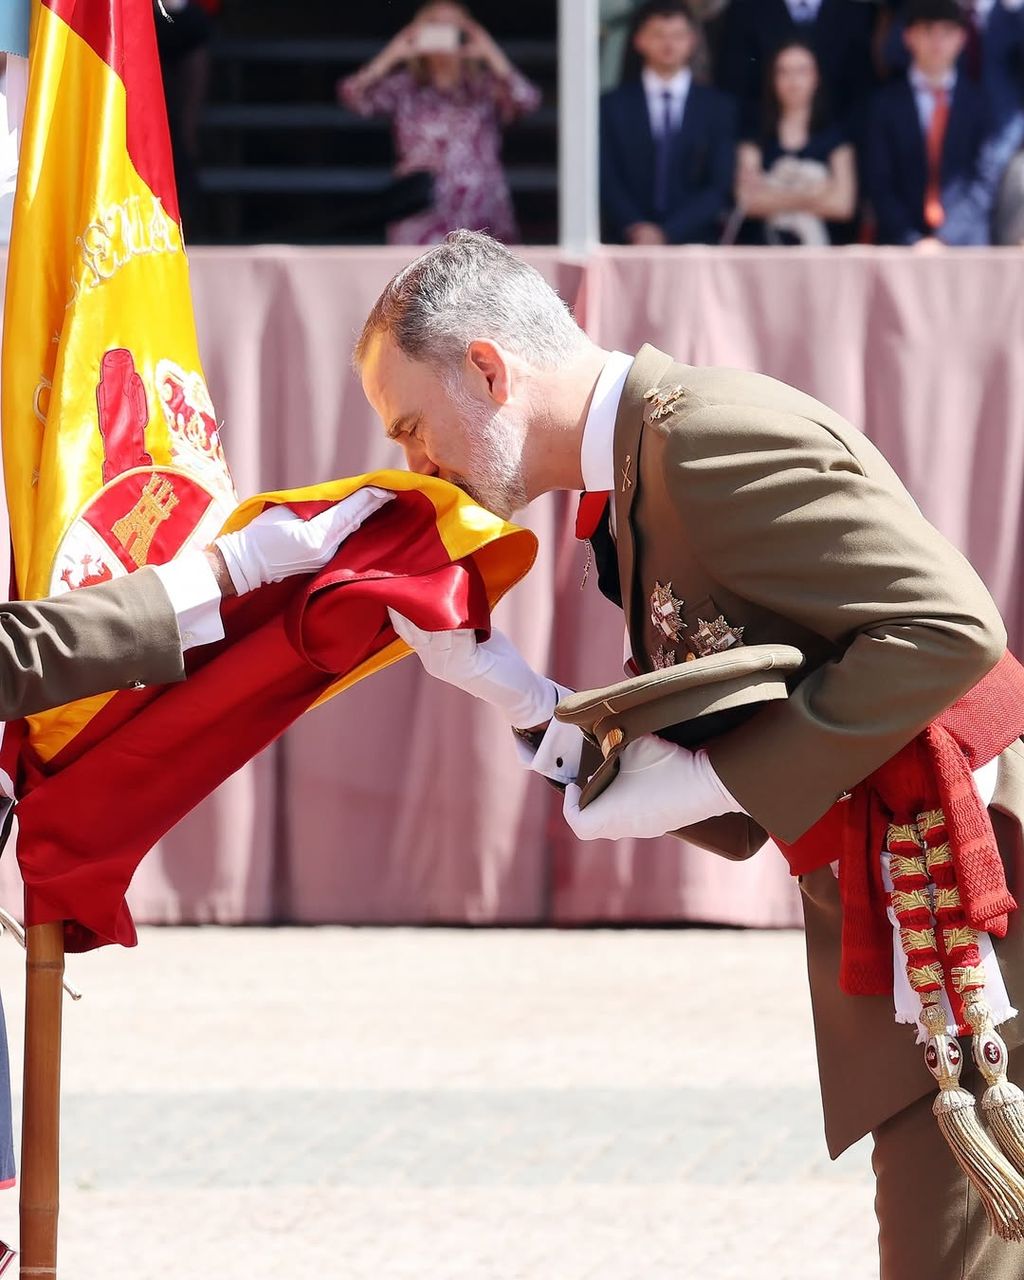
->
[717,0,877,135]
[616,0,733,85]
[878,0,1024,243]
[154,0,215,239]
[865,0,990,244]
[878,0,1023,123]
[600,1,736,244]
[733,40,856,243]
[338,3,541,246]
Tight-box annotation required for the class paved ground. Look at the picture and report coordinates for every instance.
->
[0,927,877,1279]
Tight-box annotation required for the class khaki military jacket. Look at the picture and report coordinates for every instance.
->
[0,567,185,721]
[610,345,1022,1155]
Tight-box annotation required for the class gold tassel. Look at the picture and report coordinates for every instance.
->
[962,993,1024,1177]
[920,1003,1024,1241]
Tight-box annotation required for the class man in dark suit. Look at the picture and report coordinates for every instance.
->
[600,1,736,246]
[865,0,991,244]
[880,0,1024,130]
[880,0,1024,244]
[716,0,876,135]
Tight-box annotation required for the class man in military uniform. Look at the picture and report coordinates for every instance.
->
[356,230,1024,1278]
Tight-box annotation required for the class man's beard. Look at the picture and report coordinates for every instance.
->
[447,400,529,521]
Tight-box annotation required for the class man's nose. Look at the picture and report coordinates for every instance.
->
[402,439,440,478]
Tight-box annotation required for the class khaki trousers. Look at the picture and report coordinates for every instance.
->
[873,1046,1024,1279]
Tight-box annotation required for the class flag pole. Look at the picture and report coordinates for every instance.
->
[19,922,64,1279]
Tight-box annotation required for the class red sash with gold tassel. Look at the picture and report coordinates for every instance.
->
[777,650,1024,1241]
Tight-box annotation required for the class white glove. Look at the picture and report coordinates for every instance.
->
[388,609,558,730]
[562,733,740,842]
[215,487,394,595]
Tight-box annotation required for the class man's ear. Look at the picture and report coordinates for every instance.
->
[466,340,512,406]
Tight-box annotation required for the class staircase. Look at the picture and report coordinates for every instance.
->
[196,2,559,244]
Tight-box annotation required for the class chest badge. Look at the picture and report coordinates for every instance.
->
[655,645,696,675]
[643,383,685,422]
[650,581,684,643]
[690,615,746,658]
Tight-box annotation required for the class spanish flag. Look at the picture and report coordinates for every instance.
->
[2,3,536,949]
[2,0,239,765]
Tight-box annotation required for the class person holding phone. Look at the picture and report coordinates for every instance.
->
[338,3,541,245]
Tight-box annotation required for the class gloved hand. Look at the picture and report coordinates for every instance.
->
[388,609,558,730]
[562,733,740,842]
[215,487,394,595]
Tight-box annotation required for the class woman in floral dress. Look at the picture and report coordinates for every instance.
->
[339,3,541,245]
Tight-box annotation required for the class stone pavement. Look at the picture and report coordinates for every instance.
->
[0,927,877,1279]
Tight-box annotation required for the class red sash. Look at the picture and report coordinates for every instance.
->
[777,652,1024,996]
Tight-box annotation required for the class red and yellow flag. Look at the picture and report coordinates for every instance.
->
[2,0,238,765]
[1,1,537,947]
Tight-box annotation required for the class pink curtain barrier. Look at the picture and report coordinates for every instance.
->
[1,246,1022,930]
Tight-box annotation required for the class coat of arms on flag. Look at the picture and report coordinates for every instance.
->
[2,0,536,945]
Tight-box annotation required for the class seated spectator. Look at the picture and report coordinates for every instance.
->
[878,0,1024,243]
[865,0,990,245]
[717,0,876,136]
[600,1,736,245]
[733,40,856,243]
[338,3,540,246]
[617,0,733,86]
[878,0,1023,128]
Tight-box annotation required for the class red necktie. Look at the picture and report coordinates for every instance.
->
[924,87,951,231]
[575,490,610,540]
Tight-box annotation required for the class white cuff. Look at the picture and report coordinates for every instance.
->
[151,551,225,652]
[512,683,583,786]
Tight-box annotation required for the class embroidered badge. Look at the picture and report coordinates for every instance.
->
[643,384,684,422]
[690,615,746,658]
[620,453,633,492]
[651,645,676,670]
[650,581,684,642]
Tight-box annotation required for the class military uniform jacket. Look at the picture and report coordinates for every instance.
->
[607,345,1023,1156]
[0,567,186,721]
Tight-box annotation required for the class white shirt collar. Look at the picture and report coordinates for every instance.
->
[784,0,822,21]
[909,66,958,96]
[641,66,692,102]
[580,351,634,494]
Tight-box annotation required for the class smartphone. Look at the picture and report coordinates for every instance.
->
[415,21,461,54]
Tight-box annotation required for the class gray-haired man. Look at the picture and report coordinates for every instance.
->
[359,230,1024,1277]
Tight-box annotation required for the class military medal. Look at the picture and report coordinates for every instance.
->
[650,581,684,642]
[651,645,676,670]
[642,384,685,422]
[690,615,745,658]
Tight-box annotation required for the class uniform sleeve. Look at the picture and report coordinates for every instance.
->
[0,568,187,720]
[663,403,1006,842]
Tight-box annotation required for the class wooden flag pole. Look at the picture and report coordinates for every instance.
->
[19,922,65,1280]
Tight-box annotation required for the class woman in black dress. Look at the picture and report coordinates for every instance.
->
[732,40,856,245]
